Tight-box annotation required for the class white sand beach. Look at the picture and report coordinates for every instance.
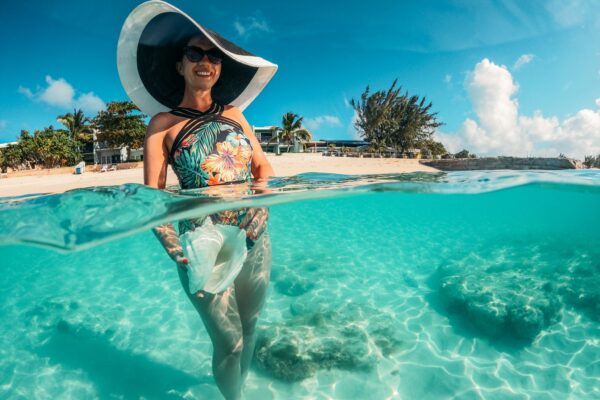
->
[0,153,440,197]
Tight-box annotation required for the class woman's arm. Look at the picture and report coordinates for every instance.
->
[226,107,273,239]
[144,113,188,266]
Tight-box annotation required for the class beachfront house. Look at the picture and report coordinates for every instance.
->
[253,125,281,153]
[95,145,143,165]
[321,140,368,153]
[93,130,143,165]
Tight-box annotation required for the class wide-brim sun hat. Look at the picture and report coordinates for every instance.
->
[117,0,277,116]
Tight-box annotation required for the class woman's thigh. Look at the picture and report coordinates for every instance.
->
[177,265,242,354]
[234,230,272,333]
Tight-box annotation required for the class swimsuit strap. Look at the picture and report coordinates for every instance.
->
[169,102,224,118]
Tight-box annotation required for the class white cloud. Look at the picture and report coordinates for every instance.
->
[0,120,6,130]
[348,110,361,140]
[513,54,535,70]
[75,92,105,113]
[304,115,342,131]
[444,74,452,84]
[18,86,34,98]
[18,75,105,114]
[546,0,590,27]
[234,12,270,37]
[435,58,600,160]
[39,76,75,108]
[596,98,600,107]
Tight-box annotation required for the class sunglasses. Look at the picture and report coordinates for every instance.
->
[183,46,223,64]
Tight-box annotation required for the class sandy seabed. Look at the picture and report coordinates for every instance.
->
[0,153,439,197]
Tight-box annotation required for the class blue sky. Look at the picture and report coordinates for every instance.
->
[1,0,599,158]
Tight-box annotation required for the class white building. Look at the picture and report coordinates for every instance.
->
[95,145,143,165]
[0,141,18,149]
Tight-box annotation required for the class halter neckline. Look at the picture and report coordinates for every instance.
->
[170,102,224,118]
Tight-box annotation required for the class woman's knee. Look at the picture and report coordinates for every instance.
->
[214,336,244,360]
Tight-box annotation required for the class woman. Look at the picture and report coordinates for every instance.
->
[117,2,278,399]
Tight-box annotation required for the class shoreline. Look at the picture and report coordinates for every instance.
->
[0,153,441,197]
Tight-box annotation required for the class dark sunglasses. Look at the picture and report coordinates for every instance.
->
[183,46,223,64]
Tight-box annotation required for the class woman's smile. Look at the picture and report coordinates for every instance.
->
[194,70,213,78]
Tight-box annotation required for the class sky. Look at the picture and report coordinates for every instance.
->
[1,0,599,159]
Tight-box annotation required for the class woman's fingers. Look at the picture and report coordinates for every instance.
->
[239,208,255,229]
[246,208,269,240]
[174,254,188,269]
[176,256,188,264]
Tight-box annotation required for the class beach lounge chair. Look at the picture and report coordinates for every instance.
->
[74,161,86,174]
[100,164,109,172]
[108,164,118,171]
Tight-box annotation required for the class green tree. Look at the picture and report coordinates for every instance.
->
[0,143,24,171]
[30,126,80,168]
[419,139,447,157]
[269,112,312,153]
[583,154,600,168]
[93,101,147,161]
[1,127,80,170]
[350,81,399,151]
[351,79,443,154]
[57,108,93,149]
[455,149,470,158]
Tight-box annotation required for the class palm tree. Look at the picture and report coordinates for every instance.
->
[269,112,313,153]
[57,108,93,144]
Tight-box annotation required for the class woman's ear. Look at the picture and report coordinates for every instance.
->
[176,61,182,76]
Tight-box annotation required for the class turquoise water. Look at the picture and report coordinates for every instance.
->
[1,170,599,399]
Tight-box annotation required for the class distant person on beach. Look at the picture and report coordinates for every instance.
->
[117,2,278,399]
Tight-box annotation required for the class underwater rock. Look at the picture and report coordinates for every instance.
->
[274,274,315,297]
[370,327,404,356]
[433,243,600,343]
[437,263,561,342]
[254,301,404,381]
[254,336,316,381]
[401,272,419,288]
[559,263,600,321]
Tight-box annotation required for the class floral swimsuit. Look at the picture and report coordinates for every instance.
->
[168,103,254,235]
[168,103,253,188]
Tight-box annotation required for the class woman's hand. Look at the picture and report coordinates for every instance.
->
[239,207,269,240]
[153,223,189,267]
[169,249,189,269]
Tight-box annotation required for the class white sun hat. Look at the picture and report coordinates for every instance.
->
[117,0,278,116]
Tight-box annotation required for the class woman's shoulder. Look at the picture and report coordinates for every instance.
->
[221,105,248,127]
[146,111,182,137]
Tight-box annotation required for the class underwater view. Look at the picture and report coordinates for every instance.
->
[1,170,599,399]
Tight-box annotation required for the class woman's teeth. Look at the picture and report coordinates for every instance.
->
[195,71,210,77]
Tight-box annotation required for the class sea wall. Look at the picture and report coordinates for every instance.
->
[419,157,583,171]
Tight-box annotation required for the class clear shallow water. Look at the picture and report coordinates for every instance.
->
[1,170,599,399]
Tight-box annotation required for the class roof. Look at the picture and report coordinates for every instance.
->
[252,125,279,130]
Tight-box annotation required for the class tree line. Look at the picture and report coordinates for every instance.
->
[0,101,147,172]
[9,82,552,173]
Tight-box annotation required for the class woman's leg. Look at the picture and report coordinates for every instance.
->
[234,230,273,382]
[177,266,243,400]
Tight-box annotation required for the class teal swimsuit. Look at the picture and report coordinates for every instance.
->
[168,103,255,240]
